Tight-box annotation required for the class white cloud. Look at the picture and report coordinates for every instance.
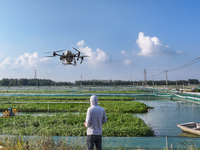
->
[0,57,12,68]
[177,51,188,55]
[121,50,127,55]
[0,52,52,69]
[123,60,132,65]
[77,40,85,47]
[76,40,112,64]
[136,32,180,56]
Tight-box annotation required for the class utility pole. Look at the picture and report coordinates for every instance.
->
[152,75,154,88]
[130,75,132,85]
[81,75,82,86]
[34,70,37,86]
[164,70,168,86]
[144,69,147,86]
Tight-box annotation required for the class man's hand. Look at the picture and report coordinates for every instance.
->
[84,122,87,127]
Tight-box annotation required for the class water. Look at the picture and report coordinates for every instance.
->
[135,99,200,137]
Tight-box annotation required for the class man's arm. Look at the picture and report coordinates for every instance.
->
[84,108,91,127]
[102,109,107,125]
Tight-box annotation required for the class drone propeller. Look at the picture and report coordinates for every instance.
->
[77,51,80,61]
[45,50,64,53]
[72,47,87,61]
[45,56,54,57]
[55,50,65,52]
[45,50,64,57]
[73,47,84,54]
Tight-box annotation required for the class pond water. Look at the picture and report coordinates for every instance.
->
[135,99,200,137]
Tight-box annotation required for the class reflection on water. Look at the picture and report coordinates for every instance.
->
[135,100,200,137]
[178,131,200,137]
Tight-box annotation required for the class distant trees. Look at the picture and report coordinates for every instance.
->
[188,79,199,85]
[0,78,73,86]
[0,78,199,86]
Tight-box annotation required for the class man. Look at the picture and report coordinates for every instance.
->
[84,95,107,150]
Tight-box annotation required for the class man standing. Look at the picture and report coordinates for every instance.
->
[84,95,107,150]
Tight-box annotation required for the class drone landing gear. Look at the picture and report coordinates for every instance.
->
[73,59,76,66]
[61,59,76,66]
[62,59,70,65]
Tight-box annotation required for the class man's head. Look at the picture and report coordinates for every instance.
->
[90,95,98,106]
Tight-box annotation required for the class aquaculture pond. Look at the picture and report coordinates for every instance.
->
[135,99,200,137]
[1,99,199,137]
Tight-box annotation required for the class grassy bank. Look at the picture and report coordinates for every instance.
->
[0,113,153,137]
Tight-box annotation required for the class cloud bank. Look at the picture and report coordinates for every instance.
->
[136,32,184,56]
[0,52,51,69]
[76,40,112,64]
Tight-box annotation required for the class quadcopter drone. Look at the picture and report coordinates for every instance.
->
[45,47,89,66]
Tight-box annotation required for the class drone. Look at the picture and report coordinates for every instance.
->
[45,47,89,66]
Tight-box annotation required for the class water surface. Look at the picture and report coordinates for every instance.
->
[135,99,200,137]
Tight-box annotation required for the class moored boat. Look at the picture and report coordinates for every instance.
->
[177,122,200,135]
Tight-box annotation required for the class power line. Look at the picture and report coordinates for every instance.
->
[169,57,200,71]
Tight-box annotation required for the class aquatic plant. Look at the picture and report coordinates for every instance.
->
[0,113,154,137]
[0,99,148,113]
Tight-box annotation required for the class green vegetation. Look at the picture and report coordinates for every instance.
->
[0,136,88,150]
[0,101,148,113]
[0,113,153,137]
[0,96,149,113]
[0,93,153,138]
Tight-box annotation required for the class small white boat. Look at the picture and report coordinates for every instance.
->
[177,122,200,135]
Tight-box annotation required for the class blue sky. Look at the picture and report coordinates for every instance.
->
[0,0,200,82]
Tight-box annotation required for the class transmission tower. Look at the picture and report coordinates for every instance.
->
[34,70,37,79]
[164,70,168,86]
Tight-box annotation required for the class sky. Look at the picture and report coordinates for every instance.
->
[0,0,200,82]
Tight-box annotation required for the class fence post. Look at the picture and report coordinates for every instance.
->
[166,136,168,149]
[193,98,195,107]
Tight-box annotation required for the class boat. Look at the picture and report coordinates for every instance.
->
[177,122,200,135]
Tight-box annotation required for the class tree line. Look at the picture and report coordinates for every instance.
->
[75,79,199,86]
[0,78,73,86]
[0,78,197,86]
